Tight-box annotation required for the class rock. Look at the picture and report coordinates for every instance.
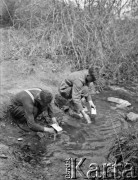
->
[109,86,128,92]
[17,138,23,141]
[116,104,129,109]
[127,112,138,122]
[0,154,8,159]
[109,86,136,96]
[107,97,131,108]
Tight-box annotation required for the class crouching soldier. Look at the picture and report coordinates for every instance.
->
[8,88,59,133]
[56,67,97,124]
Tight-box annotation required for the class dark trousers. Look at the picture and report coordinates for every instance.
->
[8,104,26,123]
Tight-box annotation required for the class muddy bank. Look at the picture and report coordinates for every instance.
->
[0,86,138,180]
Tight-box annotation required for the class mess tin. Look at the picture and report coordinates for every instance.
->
[51,123,63,132]
[91,107,97,115]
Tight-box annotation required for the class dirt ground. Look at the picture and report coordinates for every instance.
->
[1,29,138,180]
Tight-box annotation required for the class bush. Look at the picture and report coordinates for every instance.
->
[107,129,138,178]
[2,0,138,84]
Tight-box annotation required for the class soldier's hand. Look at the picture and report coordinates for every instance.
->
[44,127,56,134]
[89,100,96,109]
[81,110,91,124]
[84,113,92,124]
[52,117,58,124]
[44,127,58,141]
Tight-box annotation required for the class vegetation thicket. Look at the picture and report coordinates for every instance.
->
[107,129,138,179]
[1,0,138,84]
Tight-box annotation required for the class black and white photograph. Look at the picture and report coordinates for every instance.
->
[0,0,138,179]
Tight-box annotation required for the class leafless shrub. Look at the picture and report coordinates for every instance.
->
[107,128,138,178]
[2,0,138,84]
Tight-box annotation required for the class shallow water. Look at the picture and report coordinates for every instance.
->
[49,95,123,161]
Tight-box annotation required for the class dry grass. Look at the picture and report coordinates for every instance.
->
[1,0,138,85]
[107,128,138,178]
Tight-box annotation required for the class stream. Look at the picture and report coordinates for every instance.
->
[0,86,138,180]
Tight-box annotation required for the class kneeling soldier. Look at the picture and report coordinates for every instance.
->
[9,88,58,133]
[57,67,97,124]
